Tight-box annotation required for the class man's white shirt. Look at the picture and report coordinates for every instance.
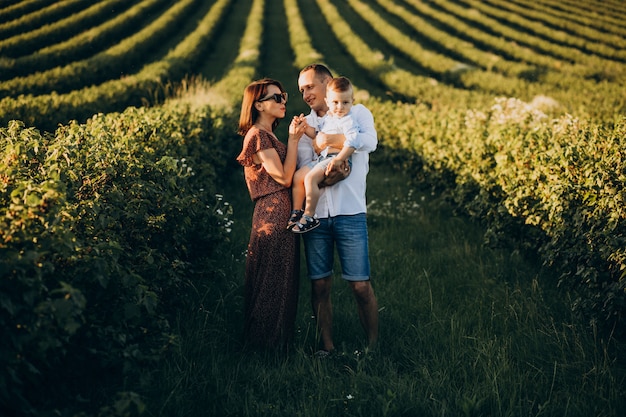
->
[296,103,377,218]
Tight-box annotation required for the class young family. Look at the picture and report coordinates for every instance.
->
[236,64,379,356]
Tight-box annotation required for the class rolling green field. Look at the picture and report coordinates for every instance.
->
[1,0,626,415]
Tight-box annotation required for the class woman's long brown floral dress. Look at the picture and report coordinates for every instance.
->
[237,127,299,349]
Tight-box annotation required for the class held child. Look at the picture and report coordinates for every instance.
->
[288,76,358,233]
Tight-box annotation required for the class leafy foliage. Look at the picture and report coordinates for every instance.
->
[370,97,626,328]
[1,0,626,414]
[0,105,234,416]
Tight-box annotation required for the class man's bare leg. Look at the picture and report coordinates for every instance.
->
[350,280,379,349]
[311,276,334,352]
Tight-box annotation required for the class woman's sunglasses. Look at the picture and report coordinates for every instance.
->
[258,92,288,103]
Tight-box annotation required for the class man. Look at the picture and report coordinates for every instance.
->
[296,64,379,356]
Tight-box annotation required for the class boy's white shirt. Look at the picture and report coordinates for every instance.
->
[296,103,377,218]
[318,110,359,158]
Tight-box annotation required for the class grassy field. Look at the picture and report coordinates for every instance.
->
[147,155,625,417]
[2,0,626,415]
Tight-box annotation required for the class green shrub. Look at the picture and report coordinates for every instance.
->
[369,97,626,330]
[0,104,234,416]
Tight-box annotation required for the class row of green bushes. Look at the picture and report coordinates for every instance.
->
[373,0,625,93]
[312,0,487,109]
[488,0,626,42]
[328,0,625,120]
[312,0,626,120]
[0,0,167,80]
[0,103,237,416]
[0,0,198,98]
[0,0,233,132]
[350,0,555,99]
[404,0,580,76]
[0,0,93,40]
[423,0,626,82]
[513,0,626,31]
[371,0,536,78]
[367,96,626,329]
[465,0,626,58]
[0,0,57,24]
[0,0,133,58]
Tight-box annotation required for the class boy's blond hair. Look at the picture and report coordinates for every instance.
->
[327,76,353,94]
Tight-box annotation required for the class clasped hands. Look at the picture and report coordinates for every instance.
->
[289,114,307,138]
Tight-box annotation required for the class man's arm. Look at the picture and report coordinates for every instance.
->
[314,131,342,151]
[349,104,377,153]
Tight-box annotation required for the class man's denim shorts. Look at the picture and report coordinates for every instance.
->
[302,213,370,281]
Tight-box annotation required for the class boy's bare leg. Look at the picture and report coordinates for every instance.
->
[301,166,326,220]
[292,167,309,211]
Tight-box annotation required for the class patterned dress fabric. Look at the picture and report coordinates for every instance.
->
[237,127,300,348]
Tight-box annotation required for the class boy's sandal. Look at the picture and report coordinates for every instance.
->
[291,215,320,234]
[286,209,304,230]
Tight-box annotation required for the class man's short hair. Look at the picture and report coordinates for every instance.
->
[300,63,333,81]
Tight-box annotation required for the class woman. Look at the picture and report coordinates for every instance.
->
[236,78,305,349]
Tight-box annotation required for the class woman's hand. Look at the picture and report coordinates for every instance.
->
[289,114,307,138]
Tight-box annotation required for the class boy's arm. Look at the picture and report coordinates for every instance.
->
[333,145,355,162]
[327,145,355,174]
[304,125,316,139]
[304,125,324,154]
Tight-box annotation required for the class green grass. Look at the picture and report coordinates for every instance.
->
[147,153,625,417]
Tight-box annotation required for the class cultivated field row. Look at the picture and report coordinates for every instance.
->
[0,0,167,79]
[492,0,626,39]
[0,0,94,40]
[2,2,626,414]
[0,0,135,58]
[1,0,625,129]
